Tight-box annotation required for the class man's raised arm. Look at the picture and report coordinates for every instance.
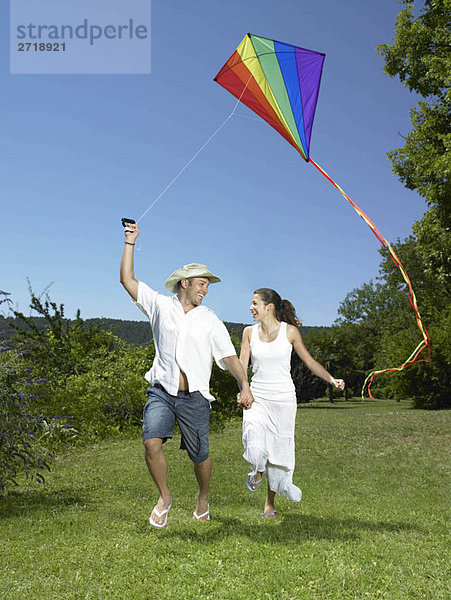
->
[120,222,140,301]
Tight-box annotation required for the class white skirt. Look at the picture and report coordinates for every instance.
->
[242,389,302,502]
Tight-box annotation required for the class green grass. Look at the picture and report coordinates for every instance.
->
[1,399,450,599]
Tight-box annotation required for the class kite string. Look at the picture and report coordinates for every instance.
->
[309,157,430,400]
[137,75,253,224]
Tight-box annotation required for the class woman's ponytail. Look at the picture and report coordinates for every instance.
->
[279,299,301,327]
[254,288,301,326]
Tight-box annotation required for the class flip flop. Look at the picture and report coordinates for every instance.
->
[149,503,172,528]
[247,472,262,492]
[261,511,277,518]
[193,504,210,521]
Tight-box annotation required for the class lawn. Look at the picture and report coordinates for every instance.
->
[1,399,449,599]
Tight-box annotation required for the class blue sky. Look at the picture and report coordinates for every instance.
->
[1,0,426,327]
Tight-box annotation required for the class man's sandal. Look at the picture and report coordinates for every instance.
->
[193,504,210,521]
[149,503,172,528]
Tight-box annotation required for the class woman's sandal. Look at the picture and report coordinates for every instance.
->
[246,472,263,492]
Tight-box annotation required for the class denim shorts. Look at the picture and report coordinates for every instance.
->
[142,384,211,463]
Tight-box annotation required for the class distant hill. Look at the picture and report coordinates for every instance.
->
[0,315,330,346]
[0,315,153,346]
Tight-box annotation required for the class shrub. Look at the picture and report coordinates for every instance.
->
[0,343,53,493]
[0,289,78,493]
[209,363,242,428]
[0,290,57,492]
[47,344,154,439]
[11,291,122,383]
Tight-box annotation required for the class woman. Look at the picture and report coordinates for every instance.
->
[238,288,345,517]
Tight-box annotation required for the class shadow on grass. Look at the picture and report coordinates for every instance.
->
[0,486,91,519]
[148,512,421,544]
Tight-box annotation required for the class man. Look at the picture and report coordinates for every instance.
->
[120,222,253,528]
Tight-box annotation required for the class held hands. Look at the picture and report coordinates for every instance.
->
[237,387,254,410]
[331,378,345,391]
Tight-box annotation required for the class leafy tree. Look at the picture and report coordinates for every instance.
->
[373,238,450,407]
[358,0,451,407]
[377,0,451,291]
[377,0,450,216]
[412,208,450,294]
[335,271,406,398]
[335,237,450,407]
[375,307,450,407]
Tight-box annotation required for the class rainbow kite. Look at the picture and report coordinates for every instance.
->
[214,33,430,398]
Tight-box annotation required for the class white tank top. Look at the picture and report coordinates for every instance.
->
[250,321,295,397]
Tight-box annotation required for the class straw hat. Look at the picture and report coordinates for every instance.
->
[165,263,221,293]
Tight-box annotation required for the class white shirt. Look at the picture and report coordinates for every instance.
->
[133,281,236,400]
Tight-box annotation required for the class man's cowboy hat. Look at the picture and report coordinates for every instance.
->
[165,263,221,293]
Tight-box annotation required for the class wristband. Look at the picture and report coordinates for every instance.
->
[125,241,135,246]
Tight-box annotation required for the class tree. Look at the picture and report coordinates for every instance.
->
[412,208,450,294]
[372,0,451,407]
[373,237,450,407]
[335,238,450,407]
[377,0,450,217]
[377,0,451,291]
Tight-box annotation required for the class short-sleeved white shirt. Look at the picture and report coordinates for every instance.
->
[133,281,236,401]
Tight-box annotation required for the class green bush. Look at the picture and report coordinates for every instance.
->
[209,363,242,428]
[0,290,75,492]
[46,344,154,440]
[8,291,156,441]
[0,343,58,493]
[11,292,122,383]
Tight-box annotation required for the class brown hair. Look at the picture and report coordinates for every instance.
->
[254,288,301,326]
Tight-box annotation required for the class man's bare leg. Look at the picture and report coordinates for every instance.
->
[144,438,172,526]
[193,457,212,521]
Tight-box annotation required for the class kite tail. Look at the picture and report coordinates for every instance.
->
[309,158,430,400]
